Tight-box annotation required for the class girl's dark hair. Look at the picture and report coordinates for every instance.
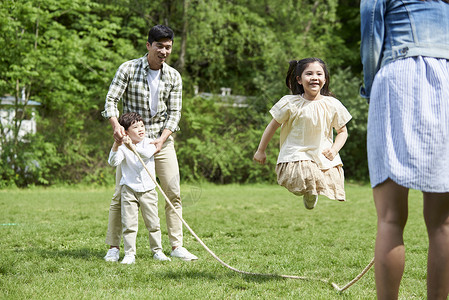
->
[285,57,333,96]
[118,112,143,131]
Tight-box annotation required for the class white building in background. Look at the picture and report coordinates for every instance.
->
[0,94,41,142]
[194,86,249,108]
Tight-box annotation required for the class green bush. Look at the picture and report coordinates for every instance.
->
[176,95,278,184]
[331,68,369,181]
[0,135,62,187]
[177,68,370,184]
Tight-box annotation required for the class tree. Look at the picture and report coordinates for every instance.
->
[0,0,137,185]
[0,0,368,186]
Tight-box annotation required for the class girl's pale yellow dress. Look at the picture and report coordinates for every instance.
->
[271,94,352,201]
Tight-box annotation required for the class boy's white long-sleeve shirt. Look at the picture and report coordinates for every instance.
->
[108,137,156,192]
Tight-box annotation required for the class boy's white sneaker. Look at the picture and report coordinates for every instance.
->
[303,194,318,210]
[170,247,198,261]
[121,254,135,264]
[153,251,171,261]
[104,248,120,262]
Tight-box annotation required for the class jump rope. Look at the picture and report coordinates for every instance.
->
[127,143,375,293]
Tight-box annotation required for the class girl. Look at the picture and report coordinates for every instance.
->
[253,58,351,209]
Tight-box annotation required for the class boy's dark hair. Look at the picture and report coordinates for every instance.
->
[285,57,333,96]
[118,112,143,131]
[147,25,174,44]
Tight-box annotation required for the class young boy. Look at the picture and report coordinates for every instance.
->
[107,112,170,264]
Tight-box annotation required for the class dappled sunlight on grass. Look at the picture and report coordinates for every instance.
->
[0,183,429,299]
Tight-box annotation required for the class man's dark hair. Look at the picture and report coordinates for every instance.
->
[147,25,174,44]
[118,112,143,131]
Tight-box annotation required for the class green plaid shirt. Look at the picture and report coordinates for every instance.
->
[102,54,182,139]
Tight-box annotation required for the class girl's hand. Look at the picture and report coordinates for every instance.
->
[253,150,267,164]
[322,148,337,161]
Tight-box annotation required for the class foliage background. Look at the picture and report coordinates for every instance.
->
[0,0,365,187]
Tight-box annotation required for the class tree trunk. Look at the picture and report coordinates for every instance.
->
[177,0,189,74]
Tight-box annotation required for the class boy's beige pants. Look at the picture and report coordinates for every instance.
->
[105,137,183,248]
[121,185,161,255]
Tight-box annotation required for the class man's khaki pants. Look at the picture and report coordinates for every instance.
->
[105,136,183,248]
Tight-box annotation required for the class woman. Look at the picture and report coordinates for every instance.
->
[360,0,449,299]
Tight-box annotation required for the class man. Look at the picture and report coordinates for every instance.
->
[102,24,197,262]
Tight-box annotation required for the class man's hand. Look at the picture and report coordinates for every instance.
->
[150,129,173,154]
[109,117,126,143]
[113,126,126,143]
[150,137,165,154]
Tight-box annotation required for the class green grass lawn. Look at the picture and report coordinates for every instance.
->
[0,183,429,299]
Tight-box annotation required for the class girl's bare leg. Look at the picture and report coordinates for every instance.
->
[373,179,409,300]
[423,192,449,300]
